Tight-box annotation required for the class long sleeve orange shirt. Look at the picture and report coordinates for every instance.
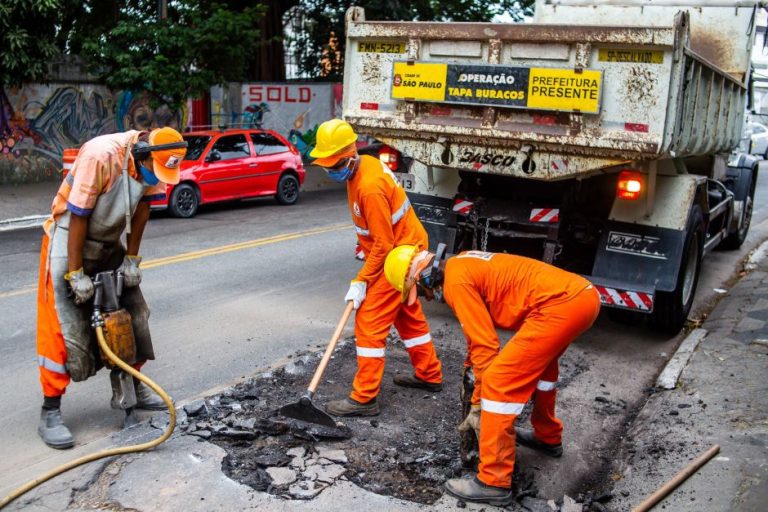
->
[347,155,427,284]
[443,251,592,402]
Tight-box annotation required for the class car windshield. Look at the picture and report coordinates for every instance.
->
[183,135,212,160]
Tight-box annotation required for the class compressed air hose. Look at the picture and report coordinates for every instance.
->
[0,325,176,509]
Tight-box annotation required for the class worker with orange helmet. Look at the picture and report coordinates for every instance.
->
[384,246,600,506]
[36,128,187,449]
[310,119,443,416]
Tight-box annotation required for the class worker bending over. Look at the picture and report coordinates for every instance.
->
[36,128,187,448]
[310,119,442,416]
[384,246,600,506]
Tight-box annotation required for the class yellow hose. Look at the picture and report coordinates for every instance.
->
[0,326,176,510]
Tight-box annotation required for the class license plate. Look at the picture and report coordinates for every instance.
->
[395,173,415,190]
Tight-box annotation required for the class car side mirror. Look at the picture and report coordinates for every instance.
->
[206,150,221,162]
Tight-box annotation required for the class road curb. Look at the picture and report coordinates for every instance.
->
[655,328,708,390]
[0,215,46,233]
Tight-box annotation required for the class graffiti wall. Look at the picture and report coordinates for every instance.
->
[210,83,341,161]
[0,84,187,185]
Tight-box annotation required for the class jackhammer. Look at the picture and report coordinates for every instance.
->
[0,270,175,510]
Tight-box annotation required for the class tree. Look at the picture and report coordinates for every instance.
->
[79,1,267,112]
[0,0,62,87]
[290,0,535,81]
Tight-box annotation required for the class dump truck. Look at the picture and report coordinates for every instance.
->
[341,0,764,333]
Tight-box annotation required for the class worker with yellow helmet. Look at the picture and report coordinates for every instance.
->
[384,245,600,506]
[310,119,443,416]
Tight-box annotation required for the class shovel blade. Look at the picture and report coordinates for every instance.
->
[279,400,338,428]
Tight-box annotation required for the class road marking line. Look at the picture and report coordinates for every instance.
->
[0,223,349,299]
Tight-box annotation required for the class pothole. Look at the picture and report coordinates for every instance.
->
[179,330,589,505]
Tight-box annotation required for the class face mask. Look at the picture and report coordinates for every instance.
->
[139,164,159,186]
[326,157,358,183]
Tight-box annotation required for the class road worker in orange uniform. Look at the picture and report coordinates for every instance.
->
[36,128,187,449]
[310,119,443,416]
[384,246,600,506]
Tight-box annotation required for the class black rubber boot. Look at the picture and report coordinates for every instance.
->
[134,379,167,411]
[38,406,74,449]
[325,397,380,417]
[393,373,443,392]
[444,475,513,506]
[515,427,563,457]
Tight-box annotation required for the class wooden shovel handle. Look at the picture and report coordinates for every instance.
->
[307,301,355,394]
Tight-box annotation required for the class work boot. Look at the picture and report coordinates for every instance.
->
[38,408,74,449]
[325,397,380,417]
[444,475,514,507]
[515,427,563,458]
[134,380,167,411]
[393,373,443,392]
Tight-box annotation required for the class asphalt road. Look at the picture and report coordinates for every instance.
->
[1,167,767,500]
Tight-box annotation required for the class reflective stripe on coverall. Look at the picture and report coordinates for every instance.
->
[37,134,154,397]
[443,251,600,488]
[347,155,442,403]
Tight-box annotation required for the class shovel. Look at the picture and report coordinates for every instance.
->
[279,301,355,427]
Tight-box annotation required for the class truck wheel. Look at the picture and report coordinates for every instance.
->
[720,172,756,250]
[169,183,199,218]
[651,205,704,335]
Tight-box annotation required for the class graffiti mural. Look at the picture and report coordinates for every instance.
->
[115,90,188,132]
[1,85,187,184]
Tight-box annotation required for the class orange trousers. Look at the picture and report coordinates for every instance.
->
[477,286,600,488]
[37,235,144,398]
[350,272,442,403]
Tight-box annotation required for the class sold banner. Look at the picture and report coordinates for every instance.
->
[391,62,602,114]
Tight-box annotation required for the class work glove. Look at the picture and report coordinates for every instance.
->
[345,280,367,309]
[64,267,94,305]
[458,404,481,441]
[117,255,143,287]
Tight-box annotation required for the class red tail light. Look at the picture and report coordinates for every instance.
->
[379,145,399,171]
[617,170,643,200]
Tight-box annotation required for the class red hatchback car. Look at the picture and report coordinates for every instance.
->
[151,128,305,217]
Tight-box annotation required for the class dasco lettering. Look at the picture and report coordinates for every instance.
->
[459,150,516,167]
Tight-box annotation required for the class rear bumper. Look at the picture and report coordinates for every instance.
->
[587,276,655,313]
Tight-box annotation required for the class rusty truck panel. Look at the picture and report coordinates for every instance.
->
[342,5,753,180]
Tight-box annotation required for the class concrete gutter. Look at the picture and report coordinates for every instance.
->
[0,215,47,233]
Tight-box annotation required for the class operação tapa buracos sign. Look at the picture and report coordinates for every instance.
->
[390,62,603,114]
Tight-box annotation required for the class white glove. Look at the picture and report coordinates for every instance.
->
[64,268,94,305]
[117,255,143,287]
[345,280,367,309]
[458,404,481,441]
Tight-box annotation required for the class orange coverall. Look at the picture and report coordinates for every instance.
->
[443,251,600,488]
[347,155,442,403]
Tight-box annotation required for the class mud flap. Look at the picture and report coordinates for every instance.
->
[407,192,457,252]
[591,221,686,301]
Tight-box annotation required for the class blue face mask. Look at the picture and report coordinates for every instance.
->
[139,164,159,186]
[325,157,358,183]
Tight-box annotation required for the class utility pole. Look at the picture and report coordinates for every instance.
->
[158,0,167,20]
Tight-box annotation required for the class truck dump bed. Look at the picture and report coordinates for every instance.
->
[341,4,754,180]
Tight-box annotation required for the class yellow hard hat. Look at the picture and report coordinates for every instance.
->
[310,119,358,165]
[384,245,419,303]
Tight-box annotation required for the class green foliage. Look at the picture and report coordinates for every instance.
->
[291,0,535,80]
[0,0,62,86]
[79,1,266,112]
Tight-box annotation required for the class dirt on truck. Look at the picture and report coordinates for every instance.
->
[341,0,763,335]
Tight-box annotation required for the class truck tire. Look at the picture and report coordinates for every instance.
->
[169,183,200,218]
[651,205,704,335]
[720,170,756,250]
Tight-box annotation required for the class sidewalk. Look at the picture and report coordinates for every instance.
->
[0,182,58,231]
[609,247,768,511]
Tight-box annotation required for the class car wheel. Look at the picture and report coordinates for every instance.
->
[650,205,704,335]
[169,183,199,218]
[275,174,300,205]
